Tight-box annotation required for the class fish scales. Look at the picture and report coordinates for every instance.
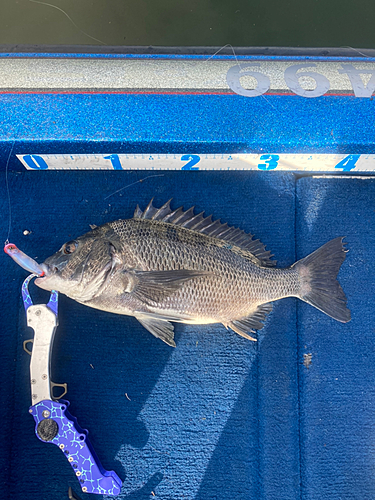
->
[109,218,298,321]
[30,200,350,347]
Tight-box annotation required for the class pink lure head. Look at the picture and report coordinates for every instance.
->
[4,243,17,254]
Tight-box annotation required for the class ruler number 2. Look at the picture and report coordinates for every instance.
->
[181,155,200,170]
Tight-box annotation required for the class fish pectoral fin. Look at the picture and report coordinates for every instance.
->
[125,269,210,304]
[228,302,273,341]
[135,313,176,347]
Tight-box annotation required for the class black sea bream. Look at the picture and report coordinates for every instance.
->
[35,200,351,346]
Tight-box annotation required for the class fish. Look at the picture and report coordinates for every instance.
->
[30,199,350,347]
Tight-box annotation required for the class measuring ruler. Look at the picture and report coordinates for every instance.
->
[17,153,375,172]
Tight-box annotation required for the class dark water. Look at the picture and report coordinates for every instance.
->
[1,0,375,49]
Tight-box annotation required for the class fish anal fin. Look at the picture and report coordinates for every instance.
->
[135,313,176,347]
[134,200,276,267]
[125,269,210,305]
[228,302,273,340]
[228,323,257,341]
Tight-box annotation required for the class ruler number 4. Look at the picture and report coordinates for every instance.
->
[334,154,360,171]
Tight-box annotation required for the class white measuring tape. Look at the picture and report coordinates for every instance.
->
[16,153,375,172]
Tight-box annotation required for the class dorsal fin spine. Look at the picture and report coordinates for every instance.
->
[134,199,276,267]
[152,199,173,220]
[134,204,142,218]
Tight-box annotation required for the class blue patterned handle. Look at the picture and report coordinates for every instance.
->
[30,400,122,496]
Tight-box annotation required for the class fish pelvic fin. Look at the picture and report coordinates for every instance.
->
[227,302,273,341]
[293,237,351,323]
[135,313,176,347]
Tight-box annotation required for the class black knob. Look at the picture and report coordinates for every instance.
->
[37,418,58,441]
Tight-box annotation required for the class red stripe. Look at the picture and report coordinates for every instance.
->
[0,89,356,97]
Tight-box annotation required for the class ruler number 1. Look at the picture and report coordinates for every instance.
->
[104,154,123,170]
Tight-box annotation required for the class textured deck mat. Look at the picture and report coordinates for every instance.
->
[296,177,375,500]
[1,171,298,500]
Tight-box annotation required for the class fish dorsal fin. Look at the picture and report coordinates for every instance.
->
[134,199,276,267]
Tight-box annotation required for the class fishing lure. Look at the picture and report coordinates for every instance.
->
[4,243,45,277]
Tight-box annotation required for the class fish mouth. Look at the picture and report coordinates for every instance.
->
[35,258,116,300]
[35,240,119,299]
[34,264,57,289]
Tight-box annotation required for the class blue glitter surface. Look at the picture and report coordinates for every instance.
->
[1,93,375,173]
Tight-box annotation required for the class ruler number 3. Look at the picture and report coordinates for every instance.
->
[258,154,279,170]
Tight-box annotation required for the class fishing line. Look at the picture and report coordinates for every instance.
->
[29,0,107,45]
[169,42,275,114]
[203,44,280,113]
[153,43,242,89]
[340,46,371,58]
[4,141,15,246]
[104,174,165,200]
[204,43,242,66]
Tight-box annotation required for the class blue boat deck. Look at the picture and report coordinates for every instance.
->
[1,50,374,499]
[1,171,374,499]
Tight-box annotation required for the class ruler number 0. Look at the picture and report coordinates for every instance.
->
[22,155,49,170]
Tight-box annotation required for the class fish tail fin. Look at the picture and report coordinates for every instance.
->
[292,237,351,323]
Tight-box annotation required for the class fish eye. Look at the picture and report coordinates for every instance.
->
[63,241,78,255]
